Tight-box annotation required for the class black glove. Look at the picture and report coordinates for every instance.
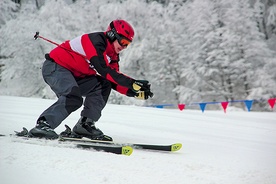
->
[132,80,151,92]
[135,90,154,100]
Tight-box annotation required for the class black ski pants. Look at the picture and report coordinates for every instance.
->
[39,59,112,129]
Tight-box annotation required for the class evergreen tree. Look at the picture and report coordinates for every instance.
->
[179,0,231,104]
[224,0,274,102]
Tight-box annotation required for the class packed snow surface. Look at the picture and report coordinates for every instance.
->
[0,96,276,184]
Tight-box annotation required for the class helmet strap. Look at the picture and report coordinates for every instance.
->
[106,22,117,42]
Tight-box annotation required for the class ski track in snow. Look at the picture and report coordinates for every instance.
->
[0,96,276,184]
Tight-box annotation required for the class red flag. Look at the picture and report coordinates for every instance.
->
[221,102,229,113]
[178,104,185,111]
[268,98,276,109]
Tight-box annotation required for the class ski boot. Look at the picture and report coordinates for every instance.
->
[29,117,59,139]
[73,117,112,141]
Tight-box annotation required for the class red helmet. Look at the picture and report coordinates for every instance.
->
[107,19,135,42]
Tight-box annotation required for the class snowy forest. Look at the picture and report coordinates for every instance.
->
[0,0,276,110]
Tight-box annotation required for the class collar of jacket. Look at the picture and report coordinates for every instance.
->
[105,32,119,62]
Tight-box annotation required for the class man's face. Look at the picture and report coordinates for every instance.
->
[113,39,128,54]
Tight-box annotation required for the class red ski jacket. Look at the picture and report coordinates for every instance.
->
[48,32,136,97]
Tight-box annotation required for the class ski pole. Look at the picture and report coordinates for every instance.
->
[33,32,87,58]
[34,32,60,47]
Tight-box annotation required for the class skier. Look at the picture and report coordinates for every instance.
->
[29,19,154,140]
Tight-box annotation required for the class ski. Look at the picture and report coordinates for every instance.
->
[59,136,182,152]
[12,127,133,156]
[12,126,182,155]
[134,143,182,152]
[75,144,133,156]
[59,124,182,152]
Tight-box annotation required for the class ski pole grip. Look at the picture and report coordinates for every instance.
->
[34,32,39,40]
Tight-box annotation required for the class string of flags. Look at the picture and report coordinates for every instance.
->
[147,98,276,113]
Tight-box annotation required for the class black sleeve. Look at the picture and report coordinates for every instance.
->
[111,83,137,97]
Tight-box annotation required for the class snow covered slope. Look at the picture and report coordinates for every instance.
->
[0,96,276,184]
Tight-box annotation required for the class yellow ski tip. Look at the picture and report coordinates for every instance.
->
[122,146,133,156]
[171,143,182,152]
